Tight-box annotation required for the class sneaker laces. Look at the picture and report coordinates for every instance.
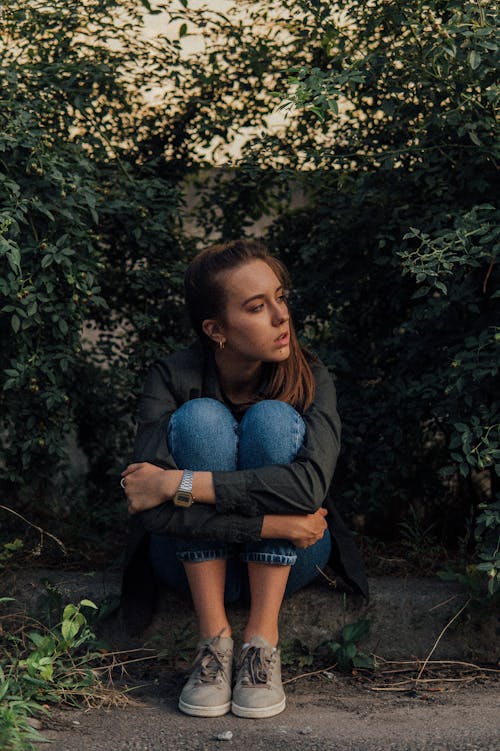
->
[238,645,275,687]
[193,642,227,684]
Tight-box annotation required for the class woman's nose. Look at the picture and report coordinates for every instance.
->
[272,305,289,326]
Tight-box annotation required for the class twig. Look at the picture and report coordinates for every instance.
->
[416,598,471,682]
[376,656,481,669]
[314,565,338,588]
[482,257,496,294]
[369,675,481,692]
[0,504,67,555]
[283,663,338,685]
[90,648,156,658]
[93,654,162,672]
[412,676,482,684]
[373,656,500,674]
[418,661,500,673]
[428,593,460,612]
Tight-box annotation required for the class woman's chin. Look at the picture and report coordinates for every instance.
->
[268,347,291,363]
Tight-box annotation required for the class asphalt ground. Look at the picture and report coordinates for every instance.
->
[36,677,500,751]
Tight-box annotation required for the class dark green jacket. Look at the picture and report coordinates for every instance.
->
[121,342,368,634]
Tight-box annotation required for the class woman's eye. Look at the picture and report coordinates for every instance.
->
[250,304,264,313]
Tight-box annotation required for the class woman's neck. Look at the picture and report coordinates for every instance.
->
[214,351,263,403]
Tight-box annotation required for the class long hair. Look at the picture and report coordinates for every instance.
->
[184,239,316,412]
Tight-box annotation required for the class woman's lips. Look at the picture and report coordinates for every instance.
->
[275,332,289,346]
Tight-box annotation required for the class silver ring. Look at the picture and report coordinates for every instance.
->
[120,477,126,489]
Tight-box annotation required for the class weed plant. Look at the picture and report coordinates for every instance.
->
[0,597,128,751]
[282,618,376,675]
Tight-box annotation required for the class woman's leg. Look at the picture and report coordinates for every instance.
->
[183,559,230,639]
[238,400,307,643]
[244,563,290,646]
[232,401,310,718]
[152,399,241,717]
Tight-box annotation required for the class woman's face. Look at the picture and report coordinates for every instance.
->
[205,258,291,364]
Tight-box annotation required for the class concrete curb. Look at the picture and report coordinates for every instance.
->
[4,568,499,663]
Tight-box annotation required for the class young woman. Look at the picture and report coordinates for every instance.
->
[120,239,367,719]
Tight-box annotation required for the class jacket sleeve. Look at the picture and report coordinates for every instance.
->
[132,360,180,470]
[212,361,341,516]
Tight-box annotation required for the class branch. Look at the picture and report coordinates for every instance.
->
[0,504,67,555]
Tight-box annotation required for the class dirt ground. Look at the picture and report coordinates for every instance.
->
[36,664,500,751]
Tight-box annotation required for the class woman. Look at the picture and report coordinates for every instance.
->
[120,239,367,719]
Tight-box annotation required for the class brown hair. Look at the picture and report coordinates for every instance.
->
[184,239,316,412]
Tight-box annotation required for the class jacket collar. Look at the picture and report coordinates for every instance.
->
[199,342,224,401]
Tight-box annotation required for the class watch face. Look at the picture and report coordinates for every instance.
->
[174,491,193,508]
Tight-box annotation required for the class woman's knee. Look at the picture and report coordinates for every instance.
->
[168,398,238,471]
[171,398,235,430]
[238,400,306,468]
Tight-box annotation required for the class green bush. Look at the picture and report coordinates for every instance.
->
[0,1,189,533]
[0,0,498,595]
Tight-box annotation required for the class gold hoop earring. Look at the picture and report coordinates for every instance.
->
[219,339,225,350]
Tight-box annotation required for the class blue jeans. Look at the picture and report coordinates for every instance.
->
[149,398,331,602]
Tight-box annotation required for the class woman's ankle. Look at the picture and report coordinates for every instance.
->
[199,623,232,640]
[243,627,278,647]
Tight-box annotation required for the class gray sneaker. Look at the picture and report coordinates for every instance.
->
[178,635,233,717]
[231,635,286,719]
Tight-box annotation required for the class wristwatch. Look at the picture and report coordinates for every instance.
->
[173,469,195,507]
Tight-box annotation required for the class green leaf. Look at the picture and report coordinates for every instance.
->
[342,619,370,644]
[468,50,481,70]
[327,98,339,115]
[179,23,188,38]
[344,642,357,660]
[62,604,77,620]
[27,631,46,647]
[11,314,20,333]
[61,618,80,641]
[352,652,376,669]
[308,105,325,121]
[7,245,21,272]
[80,599,98,609]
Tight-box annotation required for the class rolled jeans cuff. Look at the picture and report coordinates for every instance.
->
[175,547,228,562]
[173,538,297,566]
[240,550,297,566]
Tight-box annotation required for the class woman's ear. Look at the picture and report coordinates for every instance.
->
[202,319,223,345]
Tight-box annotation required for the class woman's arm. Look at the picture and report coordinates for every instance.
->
[129,357,340,519]
[261,508,328,548]
[134,486,328,548]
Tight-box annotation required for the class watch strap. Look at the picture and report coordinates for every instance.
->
[178,469,194,493]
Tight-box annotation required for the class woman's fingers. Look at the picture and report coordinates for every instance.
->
[121,463,143,478]
[291,508,328,548]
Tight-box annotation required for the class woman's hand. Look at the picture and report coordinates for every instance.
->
[121,463,181,514]
[261,508,328,548]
